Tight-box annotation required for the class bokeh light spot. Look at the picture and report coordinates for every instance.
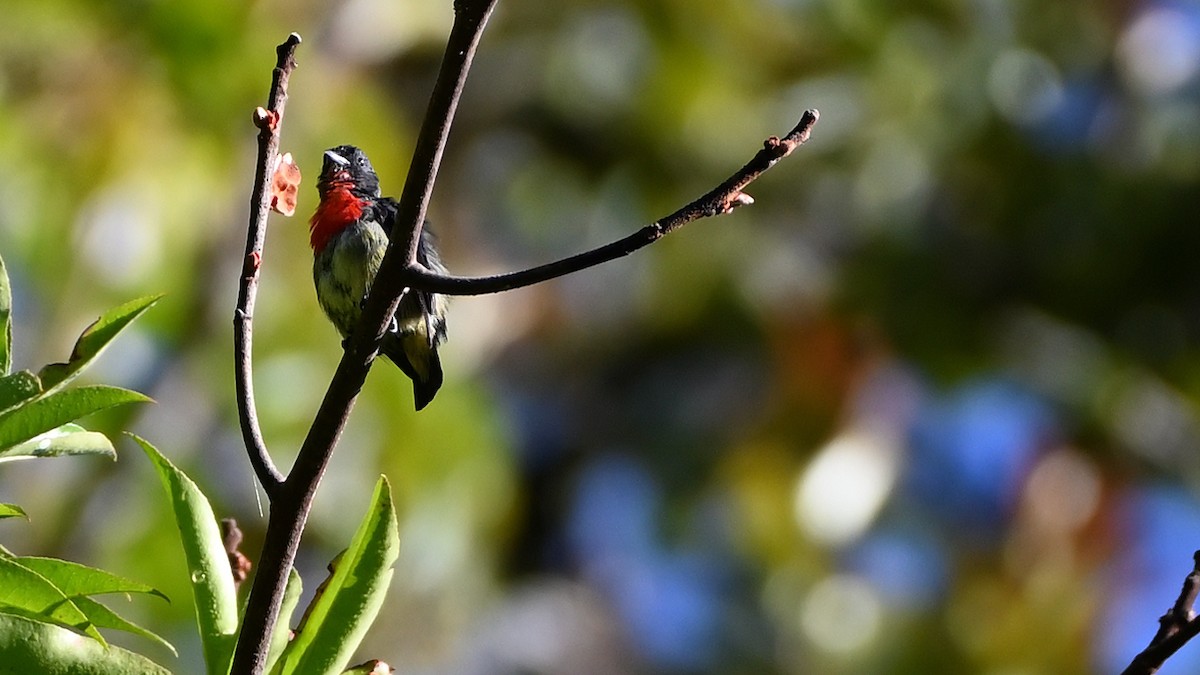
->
[852,135,931,223]
[794,430,900,546]
[1023,448,1101,535]
[988,48,1065,125]
[76,183,162,287]
[1117,5,1200,96]
[801,573,882,655]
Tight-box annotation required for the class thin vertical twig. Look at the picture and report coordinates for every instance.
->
[233,34,300,497]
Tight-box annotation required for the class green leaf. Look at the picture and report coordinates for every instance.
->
[14,556,168,602]
[0,253,11,376]
[0,505,26,520]
[265,568,303,673]
[0,386,149,454]
[274,477,399,675]
[0,371,39,414]
[0,612,171,675]
[0,556,104,645]
[133,434,237,675]
[0,424,116,463]
[38,294,162,393]
[11,557,174,654]
[72,596,178,657]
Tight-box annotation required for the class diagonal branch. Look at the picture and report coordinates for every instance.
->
[402,109,819,296]
[233,33,300,497]
[1122,550,1200,675]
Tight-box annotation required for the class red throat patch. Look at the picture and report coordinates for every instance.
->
[310,186,365,253]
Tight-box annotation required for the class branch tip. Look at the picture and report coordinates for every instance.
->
[276,33,302,67]
[1122,550,1200,674]
[787,109,820,144]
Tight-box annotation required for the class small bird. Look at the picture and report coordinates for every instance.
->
[309,145,448,410]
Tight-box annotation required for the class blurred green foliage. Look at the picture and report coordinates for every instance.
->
[3,0,1200,672]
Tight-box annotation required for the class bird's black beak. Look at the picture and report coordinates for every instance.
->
[323,150,350,173]
[319,150,354,192]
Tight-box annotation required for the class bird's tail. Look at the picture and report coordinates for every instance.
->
[382,331,444,411]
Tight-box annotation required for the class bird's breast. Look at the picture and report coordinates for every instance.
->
[312,221,390,336]
[310,187,365,253]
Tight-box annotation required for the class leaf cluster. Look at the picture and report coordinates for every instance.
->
[0,255,402,674]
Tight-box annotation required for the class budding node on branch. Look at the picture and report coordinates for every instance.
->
[725,192,755,213]
[252,107,280,131]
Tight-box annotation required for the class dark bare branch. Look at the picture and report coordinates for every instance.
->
[1122,550,1200,675]
[403,109,820,296]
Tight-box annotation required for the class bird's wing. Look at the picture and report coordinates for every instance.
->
[374,198,448,347]
[374,197,401,239]
[373,198,439,262]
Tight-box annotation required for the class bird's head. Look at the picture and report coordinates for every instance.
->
[317,145,381,199]
[310,145,382,253]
